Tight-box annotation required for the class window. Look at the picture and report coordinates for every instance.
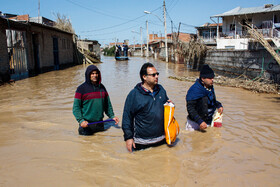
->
[230,24,235,31]
[225,46,235,49]
[67,39,70,49]
[62,38,66,49]
[274,15,278,23]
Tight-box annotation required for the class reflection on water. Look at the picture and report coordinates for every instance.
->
[0,56,280,186]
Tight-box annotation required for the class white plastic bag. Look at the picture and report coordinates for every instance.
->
[210,110,223,127]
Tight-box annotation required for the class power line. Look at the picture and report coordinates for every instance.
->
[80,15,145,32]
[65,0,128,21]
[165,3,197,34]
[80,24,140,37]
[80,6,162,33]
[180,22,197,28]
[168,0,180,12]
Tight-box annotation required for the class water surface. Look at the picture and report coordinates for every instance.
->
[0,56,279,186]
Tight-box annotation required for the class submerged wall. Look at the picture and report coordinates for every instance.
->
[0,20,10,83]
[205,49,280,84]
[0,17,75,82]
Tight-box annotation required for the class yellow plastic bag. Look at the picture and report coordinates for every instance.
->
[164,102,180,145]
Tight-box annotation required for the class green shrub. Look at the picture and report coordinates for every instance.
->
[103,46,116,56]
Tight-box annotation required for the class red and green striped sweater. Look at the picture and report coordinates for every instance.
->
[72,65,115,124]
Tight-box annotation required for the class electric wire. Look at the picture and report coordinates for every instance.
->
[78,6,162,33]
[68,0,195,43]
[80,24,140,37]
[180,22,197,28]
[168,0,180,12]
[65,0,128,21]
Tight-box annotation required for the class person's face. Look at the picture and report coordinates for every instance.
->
[90,70,99,84]
[201,77,214,88]
[143,67,159,86]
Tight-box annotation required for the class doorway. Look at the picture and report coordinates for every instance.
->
[53,37,59,70]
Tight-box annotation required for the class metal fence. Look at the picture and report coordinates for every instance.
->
[6,29,29,80]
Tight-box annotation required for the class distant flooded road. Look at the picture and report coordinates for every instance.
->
[0,56,280,186]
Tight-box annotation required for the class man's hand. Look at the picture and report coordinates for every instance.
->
[113,117,119,125]
[126,139,135,153]
[199,122,207,130]
[80,121,88,128]
[167,100,173,104]
[218,107,224,114]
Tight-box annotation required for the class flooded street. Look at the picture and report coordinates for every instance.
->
[0,56,280,186]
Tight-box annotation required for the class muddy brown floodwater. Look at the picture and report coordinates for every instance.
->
[0,56,280,186]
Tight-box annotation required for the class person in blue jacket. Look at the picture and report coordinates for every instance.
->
[186,64,223,131]
[122,62,171,152]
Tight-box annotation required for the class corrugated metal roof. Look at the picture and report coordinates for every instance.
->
[212,4,280,17]
[196,23,223,28]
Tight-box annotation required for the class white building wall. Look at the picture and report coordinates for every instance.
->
[217,38,249,50]
[219,11,280,49]
[222,12,280,34]
[252,13,278,27]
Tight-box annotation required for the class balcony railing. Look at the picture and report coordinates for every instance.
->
[200,37,217,43]
[218,28,279,39]
[199,28,280,44]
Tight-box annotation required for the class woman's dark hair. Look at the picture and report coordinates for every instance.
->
[140,62,154,83]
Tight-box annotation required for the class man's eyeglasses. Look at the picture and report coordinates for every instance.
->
[146,72,159,77]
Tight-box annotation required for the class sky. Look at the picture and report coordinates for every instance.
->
[1,0,280,46]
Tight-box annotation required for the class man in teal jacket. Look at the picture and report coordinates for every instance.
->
[73,65,119,135]
[122,63,170,152]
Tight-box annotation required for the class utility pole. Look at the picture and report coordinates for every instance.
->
[177,22,181,46]
[175,22,181,63]
[164,0,168,62]
[38,0,40,23]
[140,27,143,57]
[146,20,149,59]
[217,17,220,38]
[133,36,135,50]
[171,20,174,59]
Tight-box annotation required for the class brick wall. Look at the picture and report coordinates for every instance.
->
[9,14,29,21]
[28,24,74,72]
[205,49,280,84]
[178,33,194,43]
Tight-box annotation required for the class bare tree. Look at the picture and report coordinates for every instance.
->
[178,37,207,69]
[53,13,75,33]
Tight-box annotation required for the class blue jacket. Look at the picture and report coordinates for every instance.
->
[122,83,169,141]
[186,79,222,125]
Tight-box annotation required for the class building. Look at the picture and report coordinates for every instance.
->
[0,15,74,82]
[109,41,129,48]
[1,13,55,26]
[201,4,280,84]
[77,39,101,60]
[29,16,55,26]
[131,32,196,61]
[147,33,172,59]
[174,32,196,43]
[149,34,165,41]
[196,23,223,46]
[211,4,280,50]
[128,44,143,56]
[150,32,196,62]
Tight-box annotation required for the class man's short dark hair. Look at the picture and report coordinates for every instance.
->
[140,62,154,83]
